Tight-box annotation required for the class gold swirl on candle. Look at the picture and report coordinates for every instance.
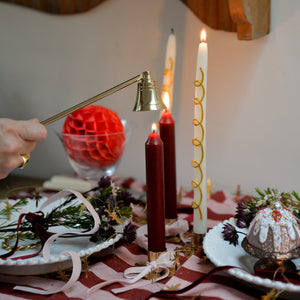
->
[192,67,205,221]
[193,97,203,121]
[191,200,203,219]
[161,57,174,97]
[194,67,204,87]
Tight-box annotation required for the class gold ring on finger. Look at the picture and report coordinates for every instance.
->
[18,153,30,169]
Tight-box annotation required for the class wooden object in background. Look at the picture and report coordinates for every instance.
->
[1,0,270,39]
[0,0,106,14]
[181,0,270,40]
[182,0,236,32]
[228,0,270,40]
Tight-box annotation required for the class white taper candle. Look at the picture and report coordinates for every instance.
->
[192,29,208,234]
[161,29,176,111]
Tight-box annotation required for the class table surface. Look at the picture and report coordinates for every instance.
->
[0,176,293,300]
[0,175,44,199]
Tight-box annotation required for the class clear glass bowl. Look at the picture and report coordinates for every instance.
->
[58,120,132,183]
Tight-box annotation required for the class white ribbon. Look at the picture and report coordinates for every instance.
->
[8,190,187,296]
[13,189,100,295]
[136,219,190,250]
[87,251,175,297]
[166,219,190,243]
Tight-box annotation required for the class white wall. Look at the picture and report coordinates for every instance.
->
[0,0,299,195]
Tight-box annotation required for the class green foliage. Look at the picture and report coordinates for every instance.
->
[247,188,300,219]
[0,177,135,244]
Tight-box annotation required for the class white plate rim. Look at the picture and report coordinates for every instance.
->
[203,217,300,292]
[0,197,127,273]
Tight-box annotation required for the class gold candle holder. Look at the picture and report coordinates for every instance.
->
[148,250,165,262]
[192,232,205,249]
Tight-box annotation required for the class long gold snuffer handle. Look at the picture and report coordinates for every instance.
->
[40,73,142,126]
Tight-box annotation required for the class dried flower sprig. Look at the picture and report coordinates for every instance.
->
[222,223,245,246]
[122,223,137,244]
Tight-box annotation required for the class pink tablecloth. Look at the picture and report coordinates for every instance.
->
[0,178,268,300]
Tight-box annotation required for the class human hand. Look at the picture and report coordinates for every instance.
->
[0,118,47,179]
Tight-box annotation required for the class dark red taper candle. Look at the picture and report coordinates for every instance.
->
[145,123,166,253]
[159,109,177,220]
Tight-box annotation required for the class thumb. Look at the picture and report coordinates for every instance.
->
[17,119,47,141]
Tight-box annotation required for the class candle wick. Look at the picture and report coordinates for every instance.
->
[164,108,168,113]
[171,28,174,34]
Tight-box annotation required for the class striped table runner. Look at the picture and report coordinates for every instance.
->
[0,178,267,300]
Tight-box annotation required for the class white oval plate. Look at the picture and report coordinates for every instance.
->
[0,197,126,275]
[203,218,300,297]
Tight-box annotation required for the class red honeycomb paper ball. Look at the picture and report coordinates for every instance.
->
[62,105,125,168]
